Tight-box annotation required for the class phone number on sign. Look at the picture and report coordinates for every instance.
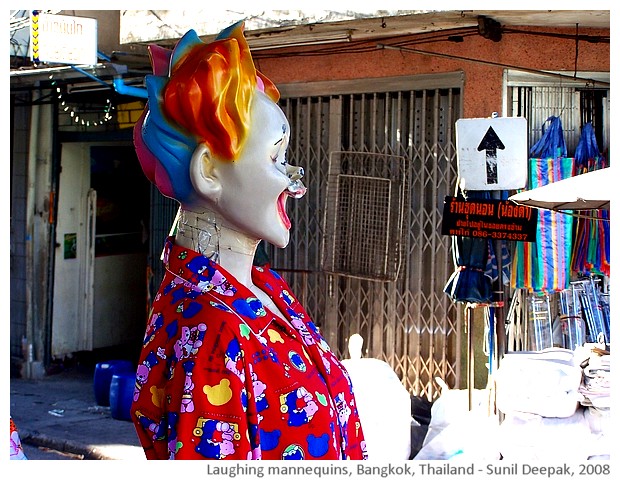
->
[470,230,530,241]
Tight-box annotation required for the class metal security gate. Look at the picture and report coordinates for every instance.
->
[147,74,464,399]
[505,69,610,154]
[271,74,464,398]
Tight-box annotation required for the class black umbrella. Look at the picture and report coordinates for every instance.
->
[443,190,494,303]
[443,234,493,303]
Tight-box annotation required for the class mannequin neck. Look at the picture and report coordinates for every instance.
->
[174,207,259,287]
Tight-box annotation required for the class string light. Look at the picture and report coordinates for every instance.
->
[51,74,115,128]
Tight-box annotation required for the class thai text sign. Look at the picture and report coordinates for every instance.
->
[441,196,538,242]
[30,11,97,65]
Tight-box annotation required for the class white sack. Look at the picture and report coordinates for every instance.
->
[494,349,583,418]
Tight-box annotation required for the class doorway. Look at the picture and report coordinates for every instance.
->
[52,142,149,357]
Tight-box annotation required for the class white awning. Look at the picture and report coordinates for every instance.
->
[508,167,611,212]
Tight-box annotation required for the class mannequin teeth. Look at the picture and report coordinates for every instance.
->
[286,179,307,199]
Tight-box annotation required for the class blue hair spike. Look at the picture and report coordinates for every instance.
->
[170,29,203,70]
[142,75,197,202]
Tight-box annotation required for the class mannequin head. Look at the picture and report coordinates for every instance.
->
[189,89,304,248]
[134,22,305,247]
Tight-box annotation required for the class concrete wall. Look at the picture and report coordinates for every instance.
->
[254,27,609,118]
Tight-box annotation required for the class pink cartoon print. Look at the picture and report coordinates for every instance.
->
[134,351,159,402]
[180,360,196,413]
[174,323,207,360]
[288,310,316,346]
[251,368,269,418]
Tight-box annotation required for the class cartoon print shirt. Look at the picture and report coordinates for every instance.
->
[131,237,367,460]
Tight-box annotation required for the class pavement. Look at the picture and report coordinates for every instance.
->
[10,366,146,461]
[10,365,431,463]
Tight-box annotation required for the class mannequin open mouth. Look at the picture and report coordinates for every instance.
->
[277,180,307,230]
[277,191,291,229]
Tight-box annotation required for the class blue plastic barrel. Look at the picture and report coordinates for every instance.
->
[93,360,133,406]
[109,371,136,421]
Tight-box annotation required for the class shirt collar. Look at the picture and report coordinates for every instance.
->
[163,237,288,338]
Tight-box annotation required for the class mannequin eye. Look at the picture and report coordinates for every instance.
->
[270,150,285,164]
[271,136,288,169]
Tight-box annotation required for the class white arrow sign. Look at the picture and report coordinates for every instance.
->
[456,117,528,191]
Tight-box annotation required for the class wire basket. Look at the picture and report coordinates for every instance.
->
[321,151,408,282]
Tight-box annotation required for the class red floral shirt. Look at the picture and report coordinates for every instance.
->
[131,237,367,460]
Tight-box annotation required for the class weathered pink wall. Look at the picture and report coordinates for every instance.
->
[255,27,609,118]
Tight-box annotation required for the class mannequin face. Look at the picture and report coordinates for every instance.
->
[191,91,306,248]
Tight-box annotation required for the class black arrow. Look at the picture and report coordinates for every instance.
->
[477,126,505,185]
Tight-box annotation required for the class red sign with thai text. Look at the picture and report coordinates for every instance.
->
[441,196,538,242]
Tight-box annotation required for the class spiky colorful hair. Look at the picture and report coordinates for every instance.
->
[133,21,279,204]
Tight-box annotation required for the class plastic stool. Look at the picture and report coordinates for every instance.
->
[93,360,133,406]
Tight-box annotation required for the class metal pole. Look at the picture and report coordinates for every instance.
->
[467,305,474,411]
[492,190,507,362]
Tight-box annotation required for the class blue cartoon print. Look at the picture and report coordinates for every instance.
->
[224,338,245,382]
[194,418,241,459]
[282,444,305,460]
[143,312,164,347]
[280,288,295,306]
[279,387,319,427]
[185,256,236,295]
[288,350,307,372]
[259,428,281,452]
[232,297,266,319]
[167,412,180,458]
[307,433,330,458]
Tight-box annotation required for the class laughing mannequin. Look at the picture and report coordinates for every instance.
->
[130,22,367,461]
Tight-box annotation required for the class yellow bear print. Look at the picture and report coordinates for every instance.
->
[203,378,233,406]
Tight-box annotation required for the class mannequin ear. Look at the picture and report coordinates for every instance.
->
[189,143,222,203]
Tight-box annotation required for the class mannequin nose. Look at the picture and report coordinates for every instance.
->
[286,164,304,181]
[285,164,307,199]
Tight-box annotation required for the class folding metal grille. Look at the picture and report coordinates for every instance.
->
[271,83,464,399]
[322,151,408,281]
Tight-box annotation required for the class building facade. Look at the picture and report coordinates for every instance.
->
[10,10,610,398]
